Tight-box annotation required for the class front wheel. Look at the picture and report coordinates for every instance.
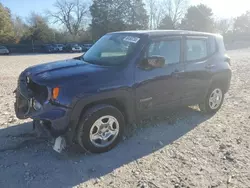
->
[76,104,125,153]
[199,86,224,114]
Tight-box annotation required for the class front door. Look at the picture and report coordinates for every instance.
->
[135,36,184,115]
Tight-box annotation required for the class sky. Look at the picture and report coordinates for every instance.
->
[1,0,250,20]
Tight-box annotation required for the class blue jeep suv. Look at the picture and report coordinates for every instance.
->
[14,30,231,153]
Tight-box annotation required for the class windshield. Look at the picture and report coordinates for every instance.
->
[83,34,140,66]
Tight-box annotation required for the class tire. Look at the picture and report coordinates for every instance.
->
[199,85,225,114]
[76,104,125,153]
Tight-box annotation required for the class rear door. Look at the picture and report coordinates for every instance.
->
[181,36,213,105]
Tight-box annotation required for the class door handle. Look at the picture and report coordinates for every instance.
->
[205,64,216,69]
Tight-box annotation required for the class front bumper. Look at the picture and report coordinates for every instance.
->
[32,104,71,137]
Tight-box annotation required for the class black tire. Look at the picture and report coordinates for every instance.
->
[199,85,225,114]
[76,104,125,153]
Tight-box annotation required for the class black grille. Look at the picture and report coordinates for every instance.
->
[15,75,31,119]
[16,91,29,112]
[27,79,48,103]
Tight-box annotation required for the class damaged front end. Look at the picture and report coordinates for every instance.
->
[14,74,48,119]
[13,59,95,153]
[15,71,72,135]
[14,72,71,153]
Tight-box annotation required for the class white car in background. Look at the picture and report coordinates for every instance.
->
[64,44,82,53]
[0,46,9,55]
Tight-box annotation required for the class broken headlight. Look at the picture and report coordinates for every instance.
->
[33,99,42,111]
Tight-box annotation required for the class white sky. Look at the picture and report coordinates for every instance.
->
[192,0,250,19]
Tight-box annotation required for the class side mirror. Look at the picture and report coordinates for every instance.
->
[139,56,166,70]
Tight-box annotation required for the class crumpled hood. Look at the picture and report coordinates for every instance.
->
[23,59,110,87]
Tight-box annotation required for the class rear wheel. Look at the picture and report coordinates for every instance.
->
[76,104,125,153]
[199,86,224,114]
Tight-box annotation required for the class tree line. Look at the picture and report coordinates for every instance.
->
[0,0,250,45]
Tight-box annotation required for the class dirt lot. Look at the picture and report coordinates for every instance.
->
[0,50,249,188]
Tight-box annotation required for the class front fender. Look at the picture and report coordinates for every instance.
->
[68,88,136,136]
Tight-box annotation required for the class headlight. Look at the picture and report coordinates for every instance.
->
[33,99,42,110]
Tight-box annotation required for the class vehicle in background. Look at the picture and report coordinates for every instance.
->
[53,44,65,52]
[81,43,93,52]
[42,44,56,53]
[0,46,9,55]
[63,44,82,53]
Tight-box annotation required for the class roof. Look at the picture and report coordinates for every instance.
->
[110,30,219,37]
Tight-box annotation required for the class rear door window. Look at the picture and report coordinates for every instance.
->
[186,38,208,61]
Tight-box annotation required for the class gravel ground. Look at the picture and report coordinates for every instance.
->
[0,50,249,188]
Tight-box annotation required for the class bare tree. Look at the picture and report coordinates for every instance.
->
[162,0,188,29]
[234,11,250,34]
[215,18,233,35]
[13,16,27,43]
[146,0,188,29]
[27,12,47,26]
[146,0,165,29]
[47,0,89,37]
[147,0,154,29]
[26,12,55,44]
